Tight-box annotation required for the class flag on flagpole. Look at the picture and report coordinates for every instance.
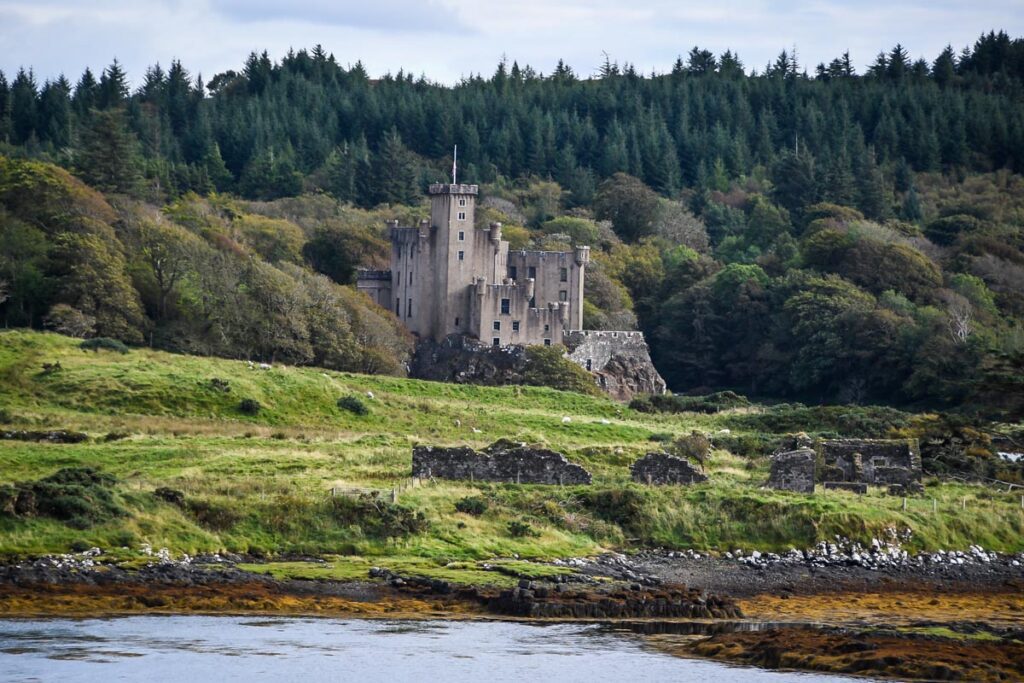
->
[452,145,458,184]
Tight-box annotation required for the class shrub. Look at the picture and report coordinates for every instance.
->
[725,404,911,437]
[523,345,602,396]
[153,487,185,507]
[455,496,489,516]
[648,432,673,442]
[630,391,751,414]
[44,304,96,338]
[713,433,782,458]
[6,467,125,526]
[579,488,649,533]
[186,498,242,531]
[239,398,261,415]
[103,432,130,442]
[209,378,231,393]
[337,395,369,416]
[507,520,540,538]
[79,337,130,354]
[670,431,711,470]
[327,494,427,538]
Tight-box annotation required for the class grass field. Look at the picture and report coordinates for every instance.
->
[1,330,1022,575]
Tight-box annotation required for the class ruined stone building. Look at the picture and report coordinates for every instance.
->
[357,181,666,397]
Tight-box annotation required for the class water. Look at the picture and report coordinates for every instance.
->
[0,616,861,682]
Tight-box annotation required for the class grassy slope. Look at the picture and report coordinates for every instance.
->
[1,329,1022,568]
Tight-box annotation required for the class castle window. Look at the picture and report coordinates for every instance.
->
[396,272,400,286]
[500,298,510,315]
[509,266,517,280]
[458,231,464,241]
[543,338,551,346]
[493,321,500,331]
[512,321,520,332]
[407,298,412,317]
[457,211,466,221]
[529,297,536,308]
[493,337,500,347]
[559,290,568,302]
[528,266,536,279]
[458,251,464,261]
[409,270,413,282]
[544,324,549,332]
[455,317,460,327]
[396,298,400,317]
[560,267,568,282]
[459,198,467,207]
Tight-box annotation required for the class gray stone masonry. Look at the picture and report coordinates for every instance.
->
[412,441,591,485]
[630,452,707,485]
[767,449,816,493]
[563,331,666,401]
[824,481,869,494]
[819,438,922,487]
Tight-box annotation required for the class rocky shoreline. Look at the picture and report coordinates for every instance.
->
[3,543,1022,681]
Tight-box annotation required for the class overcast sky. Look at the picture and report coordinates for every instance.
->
[1,0,1022,86]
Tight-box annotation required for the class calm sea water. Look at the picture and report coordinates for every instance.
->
[0,616,862,682]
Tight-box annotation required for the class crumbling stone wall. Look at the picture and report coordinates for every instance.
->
[630,452,707,485]
[412,440,591,485]
[819,439,921,487]
[767,449,816,493]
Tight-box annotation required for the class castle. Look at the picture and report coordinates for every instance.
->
[357,181,667,400]
[357,182,589,347]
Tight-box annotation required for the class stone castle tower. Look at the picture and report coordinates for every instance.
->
[358,182,590,347]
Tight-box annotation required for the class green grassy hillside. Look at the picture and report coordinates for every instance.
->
[1,330,1022,573]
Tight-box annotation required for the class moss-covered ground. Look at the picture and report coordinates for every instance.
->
[2,330,1022,581]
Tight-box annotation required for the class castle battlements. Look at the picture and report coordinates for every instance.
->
[357,180,584,347]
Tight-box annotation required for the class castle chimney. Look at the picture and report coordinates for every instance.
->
[489,221,502,243]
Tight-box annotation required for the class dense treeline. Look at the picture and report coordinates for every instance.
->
[1,33,1023,417]
[0,157,412,373]
[0,32,1023,205]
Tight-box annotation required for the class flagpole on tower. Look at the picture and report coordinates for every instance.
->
[452,145,458,184]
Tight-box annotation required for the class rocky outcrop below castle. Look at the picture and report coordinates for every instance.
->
[409,335,530,385]
[409,332,666,402]
[412,440,592,484]
[564,331,666,401]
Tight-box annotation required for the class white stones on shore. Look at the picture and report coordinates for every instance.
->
[727,528,1014,571]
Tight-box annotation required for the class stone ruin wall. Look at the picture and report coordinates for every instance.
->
[819,438,922,490]
[767,449,816,493]
[412,442,591,485]
[766,437,922,494]
[630,452,707,485]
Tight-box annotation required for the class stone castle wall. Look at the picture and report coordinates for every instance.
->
[564,331,666,401]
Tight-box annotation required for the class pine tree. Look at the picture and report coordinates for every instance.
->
[10,68,38,145]
[98,59,130,109]
[73,68,99,119]
[75,107,144,195]
[900,184,923,222]
[37,76,72,148]
[0,71,10,144]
